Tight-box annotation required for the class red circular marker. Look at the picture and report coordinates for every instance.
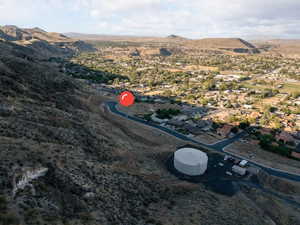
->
[119,91,135,107]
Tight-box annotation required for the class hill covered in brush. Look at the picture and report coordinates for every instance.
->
[187,38,260,54]
[0,27,300,225]
[0,25,96,58]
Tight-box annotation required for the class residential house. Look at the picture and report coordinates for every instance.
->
[151,114,168,124]
[291,144,300,159]
[259,128,273,135]
[275,131,295,144]
[217,125,234,138]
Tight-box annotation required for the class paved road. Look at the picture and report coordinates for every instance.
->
[105,101,300,182]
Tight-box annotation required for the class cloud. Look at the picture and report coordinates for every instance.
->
[0,0,300,38]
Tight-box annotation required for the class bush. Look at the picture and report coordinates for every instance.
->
[258,134,292,157]
[143,113,152,121]
[212,122,220,130]
[0,212,19,225]
[156,109,180,119]
[239,121,250,129]
[0,196,7,211]
[231,127,239,134]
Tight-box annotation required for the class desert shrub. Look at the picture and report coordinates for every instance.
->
[0,212,19,225]
[258,134,292,157]
[143,113,152,121]
[156,109,180,119]
[239,121,250,129]
[0,196,7,211]
[231,127,239,134]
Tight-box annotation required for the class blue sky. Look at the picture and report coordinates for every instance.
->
[0,0,300,39]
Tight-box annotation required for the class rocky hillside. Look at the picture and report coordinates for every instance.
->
[166,35,188,41]
[0,25,96,58]
[187,38,260,54]
[1,37,300,225]
[254,39,300,58]
[0,38,175,225]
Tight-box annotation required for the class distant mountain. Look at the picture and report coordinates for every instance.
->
[64,32,145,41]
[187,38,260,54]
[190,38,256,48]
[166,34,188,40]
[253,39,300,58]
[0,25,69,42]
[0,25,96,58]
[64,32,188,43]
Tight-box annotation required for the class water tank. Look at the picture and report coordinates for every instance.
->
[174,148,208,176]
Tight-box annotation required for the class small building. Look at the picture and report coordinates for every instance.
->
[232,165,247,176]
[184,124,203,135]
[292,152,300,160]
[174,148,208,176]
[173,115,188,121]
[151,114,168,124]
[243,104,253,109]
[275,131,295,144]
[167,119,185,127]
[217,125,234,138]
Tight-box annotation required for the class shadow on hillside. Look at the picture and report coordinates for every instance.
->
[48,56,128,84]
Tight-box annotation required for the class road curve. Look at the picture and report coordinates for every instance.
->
[105,101,300,182]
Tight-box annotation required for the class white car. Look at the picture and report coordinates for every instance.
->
[239,160,248,167]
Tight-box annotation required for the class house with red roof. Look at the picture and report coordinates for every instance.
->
[275,131,295,144]
[217,125,234,138]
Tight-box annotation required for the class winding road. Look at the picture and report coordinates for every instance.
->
[105,101,300,182]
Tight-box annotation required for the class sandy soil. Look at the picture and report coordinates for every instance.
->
[193,132,223,145]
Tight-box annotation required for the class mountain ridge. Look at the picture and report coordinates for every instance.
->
[0,25,96,58]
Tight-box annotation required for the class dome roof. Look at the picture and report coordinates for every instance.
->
[174,148,208,176]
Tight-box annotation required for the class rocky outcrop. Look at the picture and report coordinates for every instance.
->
[12,167,48,197]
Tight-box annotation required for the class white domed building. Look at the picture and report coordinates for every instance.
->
[174,148,208,176]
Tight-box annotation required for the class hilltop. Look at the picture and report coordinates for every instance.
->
[65,32,264,54]
[254,39,300,58]
[0,25,96,58]
[166,34,189,41]
[0,25,69,42]
[187,38,260,54]
[64,32,144,41]
[62,31,300,57]
[64,32,188,44]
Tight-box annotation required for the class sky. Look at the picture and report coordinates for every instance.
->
[0,0,299,39]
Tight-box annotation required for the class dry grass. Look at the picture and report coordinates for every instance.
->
[224,141,300,174]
